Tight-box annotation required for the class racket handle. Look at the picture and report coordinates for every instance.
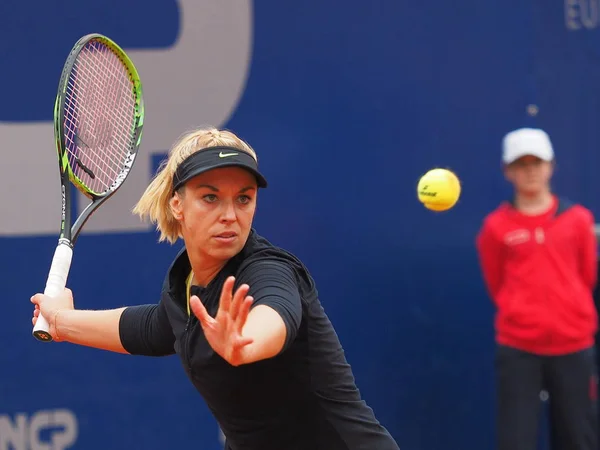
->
[32,242,73,342]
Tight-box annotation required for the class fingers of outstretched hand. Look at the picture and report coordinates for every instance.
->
[235,334,254,348]
[230,284,250,321]
[190,295,214,327]
[235,296,253,334]
[219,276,236,313]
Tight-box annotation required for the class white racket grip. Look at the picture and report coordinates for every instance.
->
[32,243,73,341]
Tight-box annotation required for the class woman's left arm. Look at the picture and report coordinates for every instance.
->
[239,260,303,364]
[190,260,302,366]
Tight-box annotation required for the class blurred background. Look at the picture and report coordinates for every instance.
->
[2,0,600,449]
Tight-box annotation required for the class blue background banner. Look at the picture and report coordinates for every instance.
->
[1,1,599,449]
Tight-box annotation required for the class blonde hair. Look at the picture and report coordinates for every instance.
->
[132,126,258,244]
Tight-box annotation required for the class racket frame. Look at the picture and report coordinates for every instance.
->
[54,33,144,245]
[32,33,144,342]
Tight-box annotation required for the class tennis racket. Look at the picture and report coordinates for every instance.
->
[32,33,145,342]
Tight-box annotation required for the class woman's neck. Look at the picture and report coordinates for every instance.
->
[187,252,227,287]
[514,190,553,216]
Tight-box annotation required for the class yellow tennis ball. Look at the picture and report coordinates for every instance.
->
[417,168,461,211]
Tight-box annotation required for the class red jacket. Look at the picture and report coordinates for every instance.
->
[476,196,598,355]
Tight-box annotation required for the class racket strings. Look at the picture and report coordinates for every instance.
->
[72,42,135,173]
[63,39,137,195]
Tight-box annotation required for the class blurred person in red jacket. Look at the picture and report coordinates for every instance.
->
[476,127,598,450]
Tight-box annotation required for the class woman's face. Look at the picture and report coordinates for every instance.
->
[170,167,257,264]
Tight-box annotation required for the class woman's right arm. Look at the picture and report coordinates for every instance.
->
[52,307,129,353]
[31,288,175,356]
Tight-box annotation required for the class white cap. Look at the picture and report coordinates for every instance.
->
[502,128,554,164]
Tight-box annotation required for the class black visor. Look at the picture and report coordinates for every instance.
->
[172,146,268,192]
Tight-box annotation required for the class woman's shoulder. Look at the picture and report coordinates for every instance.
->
[236,229,316,290]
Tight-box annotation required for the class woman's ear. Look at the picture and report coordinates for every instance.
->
[169,191,184,221]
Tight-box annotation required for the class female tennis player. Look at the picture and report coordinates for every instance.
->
[31,127,401,450]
